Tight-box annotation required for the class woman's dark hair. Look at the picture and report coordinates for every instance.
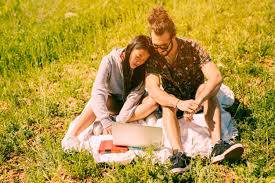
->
[122,35,153,100]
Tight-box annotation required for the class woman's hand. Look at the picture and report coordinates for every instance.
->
[103,125,112,135]
[176,99,199,113]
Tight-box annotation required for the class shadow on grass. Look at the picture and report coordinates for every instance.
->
[225,98,256,140]
[222,158,248,167]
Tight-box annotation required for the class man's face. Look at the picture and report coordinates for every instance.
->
[150,31,172,56]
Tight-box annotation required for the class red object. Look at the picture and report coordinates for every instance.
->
[98,140,128,154]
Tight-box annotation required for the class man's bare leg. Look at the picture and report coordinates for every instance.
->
[203,97,222,144]
[195,84,221,144]
[162,106,183,151]
[162,106,192,173]
[195,84,244,163]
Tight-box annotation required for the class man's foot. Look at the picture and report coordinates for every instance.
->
[169,151,191,173]
[211,140,244,164]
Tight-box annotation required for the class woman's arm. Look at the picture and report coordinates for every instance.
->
[67,55,113,137]
[115,82,145,122]
[90,55,115,128]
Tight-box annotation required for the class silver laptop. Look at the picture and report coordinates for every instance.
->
[112,123,163,148]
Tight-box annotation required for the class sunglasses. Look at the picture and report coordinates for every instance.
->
[152,39,172,52]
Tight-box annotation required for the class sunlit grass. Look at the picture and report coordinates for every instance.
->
[0,0,274,182]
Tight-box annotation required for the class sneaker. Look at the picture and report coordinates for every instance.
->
[91,121,103,136]
[169,151,191,173]
[61,135,80,151]
[211,140,244,164]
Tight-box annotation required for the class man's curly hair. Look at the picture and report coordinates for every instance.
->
[147,6,176,37]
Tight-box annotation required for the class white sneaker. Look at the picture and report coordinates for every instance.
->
[91,121,103,136]
[61,136,80,151]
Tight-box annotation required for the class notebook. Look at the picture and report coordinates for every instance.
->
[112,123,163,148]
[98,140,129,154]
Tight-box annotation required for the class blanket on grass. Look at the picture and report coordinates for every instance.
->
[62,84,238,164]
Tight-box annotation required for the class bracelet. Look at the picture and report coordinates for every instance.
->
[174,99,180,108]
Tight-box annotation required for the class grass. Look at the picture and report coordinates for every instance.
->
[0,0,274,182]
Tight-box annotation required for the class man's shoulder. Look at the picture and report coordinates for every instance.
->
[148,51,164,63]
[177,37,211,64]
[146,51,164,73]
[177,37,200,47]
[177,37,208,56]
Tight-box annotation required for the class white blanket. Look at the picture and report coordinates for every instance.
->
[62,84,238,164]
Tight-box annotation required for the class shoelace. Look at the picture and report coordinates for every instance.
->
[170,152,185,165]
[212,141,232,156]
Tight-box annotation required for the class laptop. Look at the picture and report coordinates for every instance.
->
[112,123,163,148]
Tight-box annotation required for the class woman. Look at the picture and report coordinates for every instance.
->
[62,35,158,150]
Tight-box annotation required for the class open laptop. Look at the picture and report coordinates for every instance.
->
[112,123,163,148]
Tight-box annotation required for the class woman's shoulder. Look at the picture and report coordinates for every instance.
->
[107,48,124,61]
[99,48,125,72]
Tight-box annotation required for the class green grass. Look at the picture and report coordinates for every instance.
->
[0,0,274,182]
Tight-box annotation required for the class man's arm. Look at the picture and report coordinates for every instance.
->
[145,73,179,108]
[195,61,223,105]
[145,73,198,113]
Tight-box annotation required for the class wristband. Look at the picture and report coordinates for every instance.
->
[174,99,180,108]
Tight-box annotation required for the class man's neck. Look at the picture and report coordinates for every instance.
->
[165,38,178,64]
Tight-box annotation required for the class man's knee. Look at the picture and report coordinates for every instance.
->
[207,95,219,104]
[195,83,206,99]
[162,106,177,114]
[196,83,220,105]
[203,96,220,120]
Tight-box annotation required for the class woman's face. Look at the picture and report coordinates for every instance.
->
[129,48,150,69]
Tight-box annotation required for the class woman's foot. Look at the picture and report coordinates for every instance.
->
[61,135,80,151]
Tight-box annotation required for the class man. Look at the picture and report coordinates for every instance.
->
[145,7,244,173]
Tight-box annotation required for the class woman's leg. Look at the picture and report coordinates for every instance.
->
[70,95,123,137]
[106,95,123,115]
[70,99,97,137]
[128,96,158,122]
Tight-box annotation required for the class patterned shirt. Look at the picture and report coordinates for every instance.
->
[146,37,211,100]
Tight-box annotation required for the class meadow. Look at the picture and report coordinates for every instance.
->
[0,0,274,182]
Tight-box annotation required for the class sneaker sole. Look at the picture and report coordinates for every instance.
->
[212,144,244,164]
[170,164,191,174]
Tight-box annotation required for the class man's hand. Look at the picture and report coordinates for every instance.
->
[184,112,194,122]
[176,99,199,113]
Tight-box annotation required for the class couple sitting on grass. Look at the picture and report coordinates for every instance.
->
[63,7,244,173]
